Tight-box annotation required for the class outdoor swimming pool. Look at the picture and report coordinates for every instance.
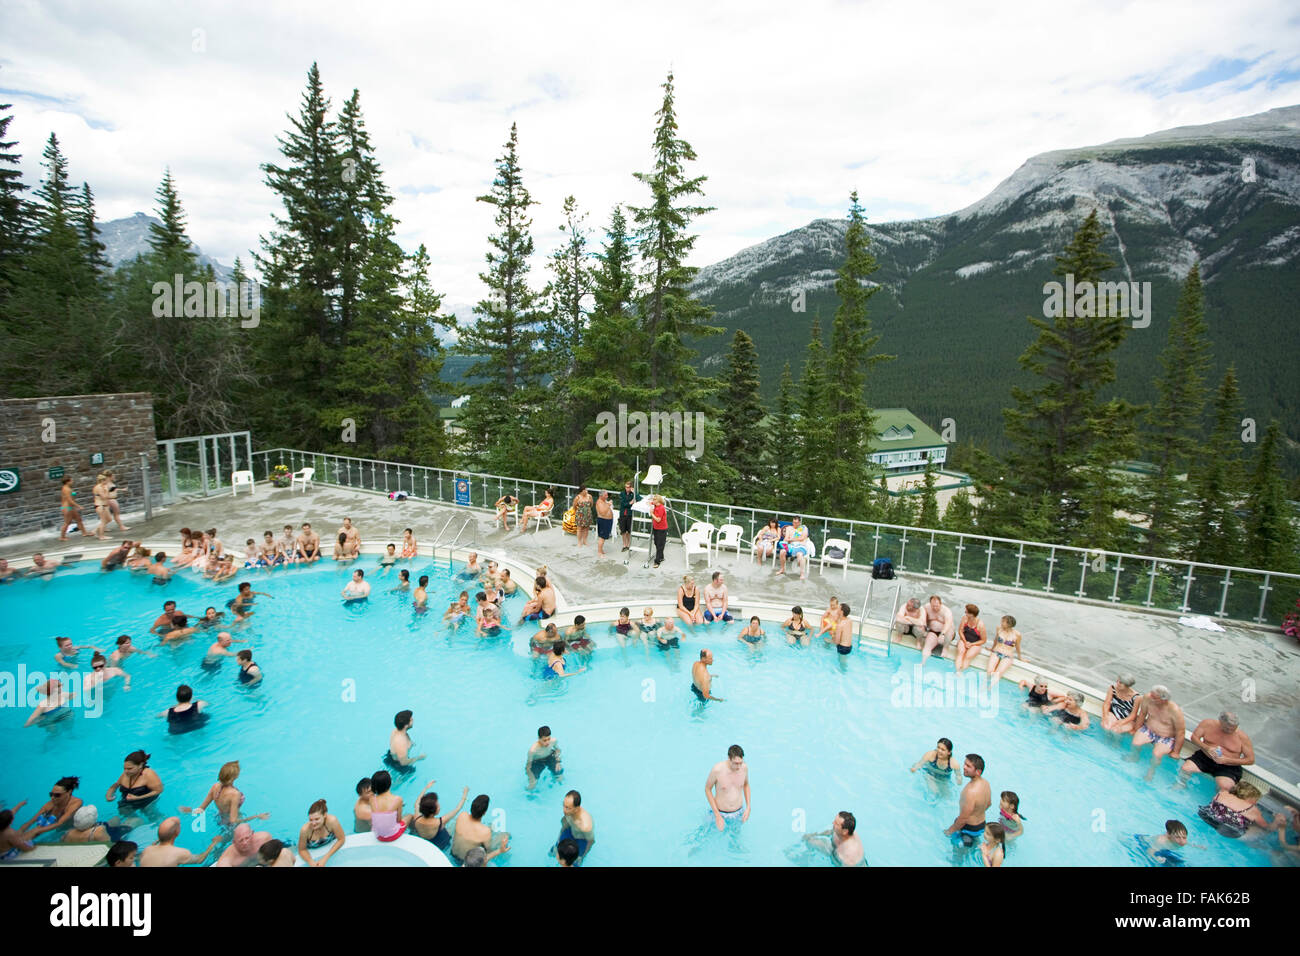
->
[0,558,1287,867]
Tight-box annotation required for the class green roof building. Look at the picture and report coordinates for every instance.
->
[868,408,948,475]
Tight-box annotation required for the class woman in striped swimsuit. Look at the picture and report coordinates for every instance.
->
[1102,675,1141,734]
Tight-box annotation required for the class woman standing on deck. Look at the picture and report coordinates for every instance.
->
[58,477,89,539]
[573,486,594,548]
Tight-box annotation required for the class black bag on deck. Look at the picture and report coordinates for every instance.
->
[872,557,894,579]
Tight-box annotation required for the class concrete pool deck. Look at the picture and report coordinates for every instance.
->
[8,483,1300,790]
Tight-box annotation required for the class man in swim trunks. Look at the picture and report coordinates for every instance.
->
[1129,684,1185,782]
[229,581,271,621]
[342,569,371,600]
[519,576,556,623]
[413,574,429,611]
[1180,711,1254,791]
[702,571,733,623]
[706,744,750,830]
[339,516,362,553]
[832,603,854,655]
[552,789,595,865]
[803,811,866,866]
[893,598,927,641]
[280,525,299,565]
[158,613,198,643]
[151,600,181,633]
[451,794,511,863]
[944,753,991,849]
[387,709,426,770]
[101,540,133,571]
[526,725,564,790]
[296,523,321,563]
[918,595,956,668]
[692,649,724,702]
[139,816,222,867]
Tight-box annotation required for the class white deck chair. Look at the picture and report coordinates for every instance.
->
[715,523,746,562]
[230,470,254,497]
[682,528,712,568]
[290,466,314,492]
[820,537,852,578]
[530,504,555,534]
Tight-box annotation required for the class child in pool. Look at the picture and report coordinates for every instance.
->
[998,791,1026,842]
[1135,820,1198,866]
[981,822,1006,867]
[815,597,840,642]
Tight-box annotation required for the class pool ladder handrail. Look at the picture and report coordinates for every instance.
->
[858,575,902,656]
[430,514,475,567]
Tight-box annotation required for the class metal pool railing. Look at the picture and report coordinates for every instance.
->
[247,447,1300,627]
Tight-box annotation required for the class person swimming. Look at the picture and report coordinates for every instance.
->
[910,737,957,781]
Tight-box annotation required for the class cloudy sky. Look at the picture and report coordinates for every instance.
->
[2,0,1298,308]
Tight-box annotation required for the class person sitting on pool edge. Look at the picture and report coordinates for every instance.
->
[702,571,733,624]
[893,598,927,643]
[519,575,556,623]
[406,781,469,853]
[386,709,425,773]
[551,789,596,865]
[369,771,406,841]
[1179,711,1255,792]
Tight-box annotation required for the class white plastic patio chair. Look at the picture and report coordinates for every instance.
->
[682,528,712,568]
[290,466,315,492]
[714,523,746,561]
[530,504,555,534]
[230,470,254,497]
[820,537,852,579]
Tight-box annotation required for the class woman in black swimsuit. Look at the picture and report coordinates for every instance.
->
[405,784,470,854]
[105,750,164,809]
[954,604,986,673]
[677,575,703,626]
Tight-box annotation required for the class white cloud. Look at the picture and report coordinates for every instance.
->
[2,0,1297,303]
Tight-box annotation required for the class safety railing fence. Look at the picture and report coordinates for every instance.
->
[156,432,254,503]
[248,447,1300,627]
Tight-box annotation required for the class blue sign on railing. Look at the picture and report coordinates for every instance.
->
[454,476,471,506]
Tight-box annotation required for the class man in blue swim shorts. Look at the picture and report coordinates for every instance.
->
[706,744,750,831]
[551,790,595,865]
[519,576,557,624]
[944,753,990,848]
[702,571,733,623]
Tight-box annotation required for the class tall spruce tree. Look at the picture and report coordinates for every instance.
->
[994,209,1138,544]
[568,205,654,485]
[628,71,722,487]
[0,104,28,308]
[718,330,766,503]
[253,63,344,448]
[793,317,834,512]
[455,122,546,474]
[822,191,892,517]
[767,362,797,511]
[0,133,109,395]
[1142,264,1212,555]
[1182,366,1246,566]
[1244,420,1299,572]
[917,459,940,529]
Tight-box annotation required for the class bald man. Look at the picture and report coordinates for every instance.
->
[214,822,274,867]
[139,817,223,867]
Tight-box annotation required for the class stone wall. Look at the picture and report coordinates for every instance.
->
[0,394,158,538]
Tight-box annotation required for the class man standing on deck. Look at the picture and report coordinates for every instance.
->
[944,754,991,848]
[706,744,750,831]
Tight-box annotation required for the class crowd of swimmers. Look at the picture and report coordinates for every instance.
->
[8,511,1299,868]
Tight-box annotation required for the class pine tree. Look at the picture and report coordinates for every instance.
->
[822,191,893,517]
[1243,420,1299,572]
[0,133,109,395]
[252,62,344,448]
[793,317,834,512]
[0,104,28,307]
[996,209,1139,544]
[917,458,940,529]
[941,488,977,533]
[718,330,766,503]
[74,183,110,275]
[628,71,723,485]
[455,122,547,475]
[767,362,797,511]
[567,205,654,486]
[1182,367,1246,566]
[334,88,391,341]
[1142,264,1211,555]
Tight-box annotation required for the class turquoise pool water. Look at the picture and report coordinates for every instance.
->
[0,559,1287,867]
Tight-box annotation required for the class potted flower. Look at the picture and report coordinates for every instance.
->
[270,464,292,488]
[1283,598,1300,643]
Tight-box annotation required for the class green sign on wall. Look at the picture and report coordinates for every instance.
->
[0,468,19,493]
[48,466,65,480]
